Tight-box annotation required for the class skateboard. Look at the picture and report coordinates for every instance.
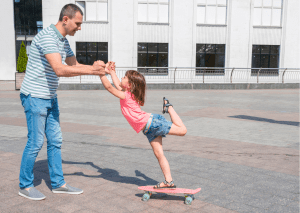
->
[138,186,201,205]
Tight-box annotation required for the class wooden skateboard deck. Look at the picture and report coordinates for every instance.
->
[138,186,201,205]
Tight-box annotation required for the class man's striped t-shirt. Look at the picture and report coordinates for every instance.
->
[20,24,74,99]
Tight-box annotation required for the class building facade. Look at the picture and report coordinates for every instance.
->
[1,0,299,81]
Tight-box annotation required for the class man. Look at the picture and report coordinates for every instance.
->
[19,4,106,200]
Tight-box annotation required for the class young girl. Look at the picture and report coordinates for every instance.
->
[99,61,187,189]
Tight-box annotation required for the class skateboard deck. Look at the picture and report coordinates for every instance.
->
[138,186,201,205]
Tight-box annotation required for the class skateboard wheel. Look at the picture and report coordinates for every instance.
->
[142,193,150,202]
[185,196,193,205]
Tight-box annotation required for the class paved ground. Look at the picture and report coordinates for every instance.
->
[0,81,299,212]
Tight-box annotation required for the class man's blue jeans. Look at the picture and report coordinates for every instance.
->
[19,93,65,189]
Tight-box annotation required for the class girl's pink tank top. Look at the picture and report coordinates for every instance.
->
[120,91,150,133]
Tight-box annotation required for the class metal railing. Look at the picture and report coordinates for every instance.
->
[59,67,300,84]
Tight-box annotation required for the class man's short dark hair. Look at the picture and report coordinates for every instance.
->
[59,4,83,21]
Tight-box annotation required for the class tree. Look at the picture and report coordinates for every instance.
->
[17,41,28,73]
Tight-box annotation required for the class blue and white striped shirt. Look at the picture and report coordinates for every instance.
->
[20,24,74,99]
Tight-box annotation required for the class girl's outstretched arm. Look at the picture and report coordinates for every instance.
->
[100,74,125,100]
[110,62,122,91]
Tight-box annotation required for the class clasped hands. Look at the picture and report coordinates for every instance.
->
[93,60,115,75]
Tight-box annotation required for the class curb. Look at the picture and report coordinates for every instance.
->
[58,83,300,90]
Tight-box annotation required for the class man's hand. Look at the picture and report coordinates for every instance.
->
[92,60,106,75]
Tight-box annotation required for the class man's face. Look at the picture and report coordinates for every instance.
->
[64,11,83,36]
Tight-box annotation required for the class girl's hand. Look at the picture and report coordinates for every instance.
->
[105,63,110,74]
[111,62,116,72]
[105,61,113,74]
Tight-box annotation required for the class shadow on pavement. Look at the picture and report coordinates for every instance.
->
[32,160,52,190]
[229,115,300,126]
[61,160,158,187]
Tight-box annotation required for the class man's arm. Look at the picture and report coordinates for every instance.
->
[64,55,90,77]
[65,55,79,66]
[45,53,106,77]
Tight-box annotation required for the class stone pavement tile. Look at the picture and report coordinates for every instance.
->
[0,117,27,127]
[89,181,121,193]
[0,196,28,211]
[0,151,18,158]
[242,197,274,209]
[159,199,197,212]
[109,195,148,212]
[138,207,166,213]
[0,161,20,173]
[0,153,22,166]
[71,123,299,175]
[0,170,18,181]
[5,156,23,167]
[275,166,299,176]
[0,81,15,91]
[2,116,298,175]
[78,192,129,212]
[265,195,298,207]
[224,202,261,213]
[194,202,238,213]
[180,107,299,122]
[109,185,138,197]
[52,202,84,213]
[266,204,299,213]
[7,201,58,213]
[73,209,95,213]
[204,194,234,207]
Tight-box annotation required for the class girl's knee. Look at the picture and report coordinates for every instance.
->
[153,150,164,159]
[178,126,187,136]
[182,126,187,136]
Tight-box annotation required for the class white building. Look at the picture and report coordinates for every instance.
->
[1,0,299,83]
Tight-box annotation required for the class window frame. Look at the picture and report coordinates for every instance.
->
[137,42,169,75]
[76,0,108,22]
[251,45,280,75]
[253,0,283,27]
[76,42,108,65]
[196,0,227,25]
[195,43,226,75]
[138,0,169,24]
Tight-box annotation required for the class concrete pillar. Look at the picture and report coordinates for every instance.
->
[226,0,252,68]
[0,0,16,80]
[171,0,195,67]
[280,0,300,68]
[110,0,135,67]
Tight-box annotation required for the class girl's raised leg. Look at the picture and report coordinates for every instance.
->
[165,99,187,136]
[150,136,175,188]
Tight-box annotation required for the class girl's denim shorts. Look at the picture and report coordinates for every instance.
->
[143,113,172,143]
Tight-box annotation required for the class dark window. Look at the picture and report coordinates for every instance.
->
[137,43,168,75]
[14,0,42,65]
[196,44,225,74]
[14,0,43,35]
[251,45,280,75]
[76,42,108,65]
